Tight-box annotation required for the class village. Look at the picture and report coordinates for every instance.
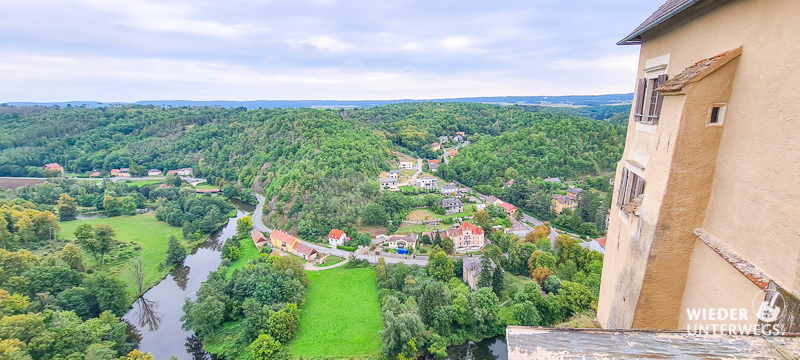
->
[244,131,606,287]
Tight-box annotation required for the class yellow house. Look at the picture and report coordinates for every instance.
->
[598,0,800,332]
[270,230,298,252]
[551,194,577,214]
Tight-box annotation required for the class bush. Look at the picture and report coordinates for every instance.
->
[220,258,232,267]
[418,248,427,254]
[337,245,357,252]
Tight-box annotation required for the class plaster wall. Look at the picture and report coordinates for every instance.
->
[678,237,763,329]
[598,0,800,329]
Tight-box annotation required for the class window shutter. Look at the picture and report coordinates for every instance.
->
[617,168,629,207]
[650,74,668,124]
[634,176,645,198]
[633,78,647,122]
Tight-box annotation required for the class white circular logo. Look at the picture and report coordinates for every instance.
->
[752,289,785,323]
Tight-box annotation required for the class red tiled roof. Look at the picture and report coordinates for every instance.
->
[196,188,220,193]
[292,242,317,257]
[44,163,62,169]
[167,170,179,174]
[89,172,101,177]
[597,238,607,247]
[271,230,297,245]
[447,221,484,237]
[499,202,517,214]
[251,229,266,243]
[328,229,345,239]
[110,169,119,174]
[427,159,439,164]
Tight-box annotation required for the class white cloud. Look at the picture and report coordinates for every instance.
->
[440,36,471,49]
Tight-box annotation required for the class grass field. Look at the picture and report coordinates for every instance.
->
[290,268,383,358]
[226,237,261,277]
[314,255,345,267]
[59,213,185,296]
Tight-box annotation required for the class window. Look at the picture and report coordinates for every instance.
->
[633,74,669,124]
[709,104,726,125]
[617,168,645,208]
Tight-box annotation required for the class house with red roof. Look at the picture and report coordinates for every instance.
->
[270,230,317,260]
[89,172,101,178]
[445,222,486,253]
[327,229,348,247]
[43,163,64,173]
[449,149,458,158]
[251,229,268,248]
[499,202,519,218]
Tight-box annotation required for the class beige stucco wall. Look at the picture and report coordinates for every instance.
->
[599,0,799,329]
[679,237,763,329]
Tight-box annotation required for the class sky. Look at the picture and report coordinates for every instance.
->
[0,0,664,102]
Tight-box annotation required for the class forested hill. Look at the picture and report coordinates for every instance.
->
[0,102,627,236]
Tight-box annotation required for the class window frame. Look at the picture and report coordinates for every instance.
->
[617,167,646,209]
[708,103,727,126]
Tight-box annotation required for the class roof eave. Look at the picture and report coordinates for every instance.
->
[617,0,702,46]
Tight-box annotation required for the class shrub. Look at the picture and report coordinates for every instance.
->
[337,245,357,252]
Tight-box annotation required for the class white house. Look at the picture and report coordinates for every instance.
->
[415,177,438,189]
[148,169,162,176]
[176,168,193,176]
[399,162,415,170]
[389,170,401,179]
[441,185,458,196]
[327,229,348,247]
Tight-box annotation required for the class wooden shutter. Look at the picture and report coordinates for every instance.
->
[650,74,669,124]
[633,78,647,122]
[617,168,629,207]
[634,175,645,198]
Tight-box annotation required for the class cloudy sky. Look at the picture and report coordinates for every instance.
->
[0,0,663,101]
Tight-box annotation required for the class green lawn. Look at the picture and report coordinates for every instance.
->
[395,223,449,234]
[59,213,186,296]
[195,183,221,190]
[123,179,164,186]
[226,238,261,277]
[290,268,383,358]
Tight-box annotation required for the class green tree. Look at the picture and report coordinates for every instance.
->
[181,295,225,339]
[376,257,387,281]
[57,193,78,221]
[427,252,454,282]
[103,196,121,217]
[59,243,86,272]
[440,236,455,255]
[93,224,115,266]
[249,334,281,360]
[543,275,562,294]
[74,223,97,257]
[166,235,187,265]
[477,256,494,289]
[237,216,253,235]
[379,312,424,358]
[555,281,595,317]
[85,271,128,315]
[491,264,504,297]
[361,203,387,226]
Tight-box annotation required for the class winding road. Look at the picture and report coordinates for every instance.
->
[252,194,428,265]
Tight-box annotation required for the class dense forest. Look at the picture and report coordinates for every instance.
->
[0,103,628,237]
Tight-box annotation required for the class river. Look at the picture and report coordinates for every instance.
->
[121,199,508,360]
[444,336,507,360]
[122,200,254,360]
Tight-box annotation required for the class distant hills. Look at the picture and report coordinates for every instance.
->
[5,94,632,109]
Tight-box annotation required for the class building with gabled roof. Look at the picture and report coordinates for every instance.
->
[446,222,486,253]
[327,229,347,247]
[462,257,495,290]
[442,198,463,215]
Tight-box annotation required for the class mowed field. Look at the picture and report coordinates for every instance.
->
[59,213,185,294]
[290,267,383,358]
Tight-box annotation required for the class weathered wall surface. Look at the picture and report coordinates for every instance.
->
[599,0,800,329]
[679,237,762,328]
